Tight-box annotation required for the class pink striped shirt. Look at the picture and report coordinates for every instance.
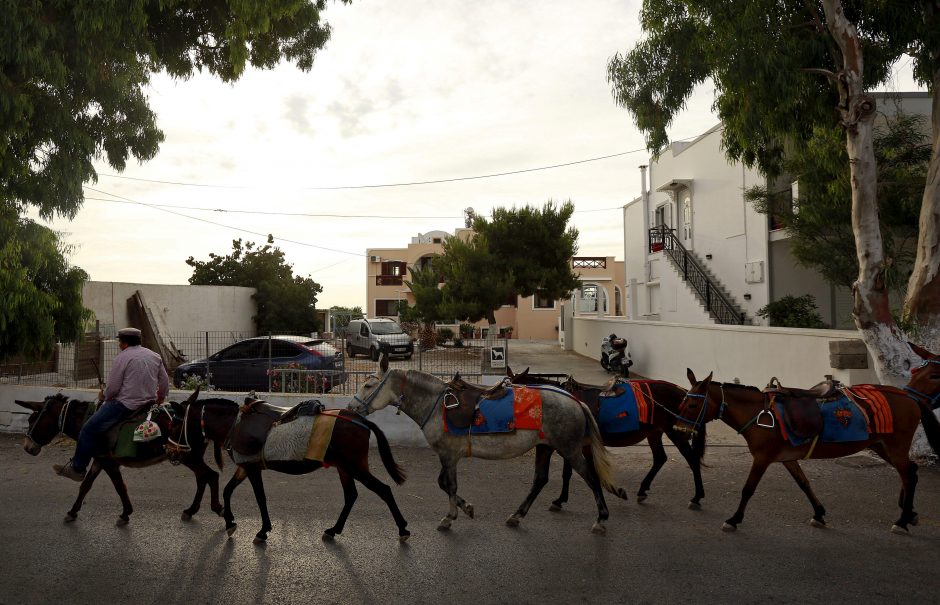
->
[104,345,169,410]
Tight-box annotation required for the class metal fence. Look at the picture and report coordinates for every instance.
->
[2,331,511,397]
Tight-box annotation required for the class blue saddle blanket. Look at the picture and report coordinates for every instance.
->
[444,388,516,436]
[775,396,869,446]
[597,389,640,434]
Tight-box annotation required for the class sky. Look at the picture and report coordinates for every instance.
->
[38,0,924,310]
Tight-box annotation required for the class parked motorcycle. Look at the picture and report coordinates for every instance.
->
[600,333,632,378]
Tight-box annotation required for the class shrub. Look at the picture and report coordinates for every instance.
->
[459,323,474,338]
[436,327,454,346]
[757,295,827,329]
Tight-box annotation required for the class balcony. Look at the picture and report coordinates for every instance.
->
[375,275,403,286]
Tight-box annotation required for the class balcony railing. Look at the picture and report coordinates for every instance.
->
[648,226,745,325]
[572,257,607,269]
[375,275,403,286]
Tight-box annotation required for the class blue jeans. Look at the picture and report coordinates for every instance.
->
[72,400,134,472]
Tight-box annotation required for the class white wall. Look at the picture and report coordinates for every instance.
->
[571,316,877,388]
[83,281,257,334]
[0,385,427,446]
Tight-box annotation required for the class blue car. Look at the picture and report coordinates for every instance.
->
[173,335,346,393]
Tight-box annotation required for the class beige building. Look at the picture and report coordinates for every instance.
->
[366,229,626,341]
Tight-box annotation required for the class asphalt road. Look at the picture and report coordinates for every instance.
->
[2,432,939,605]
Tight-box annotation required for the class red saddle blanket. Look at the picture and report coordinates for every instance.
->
[443,386,543,435]
[843,385,896,434]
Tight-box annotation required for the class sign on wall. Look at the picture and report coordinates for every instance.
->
[489,346,506,368]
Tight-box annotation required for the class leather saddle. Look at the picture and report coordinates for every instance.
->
[562,376,626,417]
[228,398,323,456]
[445,373,511,430]
[764,377,843,440]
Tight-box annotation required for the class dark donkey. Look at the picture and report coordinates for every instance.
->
[15,389,217,525]
[676,342,940,534]
[198,397,410,544]
[507,367,706,510]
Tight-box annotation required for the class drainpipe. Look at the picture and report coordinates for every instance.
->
[640,164,650,269]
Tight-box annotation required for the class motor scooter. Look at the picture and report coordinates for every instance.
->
[600,333,632,378]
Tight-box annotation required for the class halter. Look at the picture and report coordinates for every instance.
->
[904,358,940,407]
[27,396,95,443]
[351,371,397,415]
[166,401,206,461]
[674,392,709,435]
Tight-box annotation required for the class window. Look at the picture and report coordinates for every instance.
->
[380,261,407,276]
[218,340,264,361]
[534,291,555,309]
[375,299,399,316]
[270,339,301,358]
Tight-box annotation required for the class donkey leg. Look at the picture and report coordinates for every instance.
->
[781,460,827,527]
[181,450,218,520]
[324,467,358,540]
[637,432,668,503]
[723,458,771,531]
[667,428,705,509]
[870,442,919,533]
[435,461,460,530]
[65,462,103,522]
[507,445,553,527]
[246,469,271,544]
[100,463,134,526]
[353,468,410,542]
[566,452,609,534]
[550,457,573,512]
[222,466,248,536]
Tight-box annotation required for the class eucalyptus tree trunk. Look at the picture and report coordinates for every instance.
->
[903,60,940,352]
[822,1,922,385]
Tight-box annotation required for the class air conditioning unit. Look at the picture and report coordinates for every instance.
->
[369,255,381,263]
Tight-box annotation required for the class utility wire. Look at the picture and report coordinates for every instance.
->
[83,186,365,257]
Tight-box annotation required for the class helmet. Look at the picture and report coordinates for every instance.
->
[133,411,162,442]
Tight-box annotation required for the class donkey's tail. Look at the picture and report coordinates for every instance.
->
[579,402,621,498]
[358,415,407,485]
[914,401,940,458]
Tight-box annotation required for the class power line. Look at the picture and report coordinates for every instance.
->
[96,148,657,191]
[83,186,365,257]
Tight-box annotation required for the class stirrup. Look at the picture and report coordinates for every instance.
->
[756,409,776,429]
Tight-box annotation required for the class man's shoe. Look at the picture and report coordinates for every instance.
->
[53,463,86,482]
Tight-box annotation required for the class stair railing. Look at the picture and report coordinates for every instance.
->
[648,226,745,325]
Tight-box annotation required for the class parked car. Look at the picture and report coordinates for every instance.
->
[173,335,346,393]
[345,318,414,360]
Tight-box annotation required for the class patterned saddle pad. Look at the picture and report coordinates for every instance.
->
[443,386,544,436]
[775,396,869,446]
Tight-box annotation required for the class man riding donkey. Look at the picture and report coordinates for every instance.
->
[54,327,169,481]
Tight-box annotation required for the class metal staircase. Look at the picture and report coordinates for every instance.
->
[648,226,747,325]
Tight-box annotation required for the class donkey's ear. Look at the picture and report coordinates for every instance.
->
[687,368,697,386]
[379,352,389,374]
[703,371,714,384]
[506,365,514,378]
[908,341,935,361]
[14,399,43,412]
[186,385,201,403]
[169,401,185,415]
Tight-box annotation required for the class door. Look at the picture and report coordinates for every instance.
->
[210,340,266,390]
[680,190,693,248]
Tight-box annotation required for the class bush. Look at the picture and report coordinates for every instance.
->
[436,327,454,346]
[757,295,827,329]
[459,323,474,338]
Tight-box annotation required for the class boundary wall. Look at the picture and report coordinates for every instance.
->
[572,316,878,388]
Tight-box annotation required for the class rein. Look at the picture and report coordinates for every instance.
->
[904,358,940,408]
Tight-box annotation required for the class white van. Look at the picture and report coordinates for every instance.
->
[345,318,414,360]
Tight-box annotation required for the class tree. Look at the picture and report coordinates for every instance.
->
[0,209,90,360]
[2,2,343,358]
[402,265,446,350]
[330,305,364,334]
[437,201,581,326]
[608,0,940,384]
[745,114,929,296]
[186,236,323,334]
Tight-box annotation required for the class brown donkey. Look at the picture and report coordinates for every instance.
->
[676,343,940,534]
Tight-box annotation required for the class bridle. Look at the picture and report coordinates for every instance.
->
[166,401,206,462]
[351,371,398,415]
[27,396,96,444]
[904,358,940,408]
[673,383,728,436]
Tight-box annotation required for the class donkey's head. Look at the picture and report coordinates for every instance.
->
[15,393,70,455]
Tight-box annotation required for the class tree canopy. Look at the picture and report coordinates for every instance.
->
[435,201,581,325]
[0,209,90,360]
[186,236,323,334]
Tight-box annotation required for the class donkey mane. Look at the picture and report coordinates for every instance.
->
[714,382,761,393]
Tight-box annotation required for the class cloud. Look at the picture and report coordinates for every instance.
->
[283,93,316,136]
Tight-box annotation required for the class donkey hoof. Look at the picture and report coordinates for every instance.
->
[636,494,648,503]
[181,512,192,522]
[590,522,606,535]
[253,535,267,545]
[399,530,411,544]
[548,503,563,512]
[464,504,475,519]
[505,515,521,528]
[688,501,702,511]
[437,517,452,531]
[226,524,237,537]
[891,524,910,536]
[911,514,919,526]
[64,513,77,523]
[809,518,826,528]
[116,516,130,527]
[721,522,737,532]
[322,531,336,542]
